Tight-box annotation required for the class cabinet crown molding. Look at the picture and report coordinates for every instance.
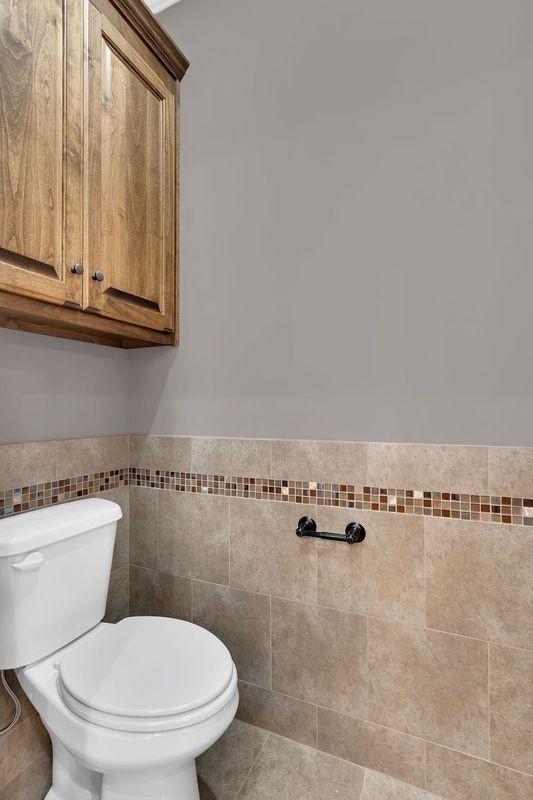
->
[110,0,189,79]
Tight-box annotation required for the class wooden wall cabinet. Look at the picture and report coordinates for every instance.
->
[0,0,188,348]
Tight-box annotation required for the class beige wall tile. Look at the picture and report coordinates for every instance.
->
[237,681,317,748]
[191,437,270,477]
[0,736,6,790]
[426,743,533,800]
[490,644,533,774]
[129,486,157,569]
[193,582,270,688]
[317,707,426,789]
[5,717,50,784]
[367,443,488,493]
[425,519,533,650]
[99,486,129,571]
[0,674,37,731]
[0,754,52,800]
[105,565,129,623]
[129,566,191,620]
[0,441,59,490]
[238,734,365,800]
[59,435,129,476]
[361,770,441,800]
[129,435,191,471]
[271,439,367,483]
[488,447,533,498]
[368,619,489,757]
[197,720,268,800]
[317,508,425,627]
[158,491,229,585]
[272,597,367,718]
[230,499,317,603]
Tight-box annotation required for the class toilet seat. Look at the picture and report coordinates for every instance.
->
[58,616,237,732]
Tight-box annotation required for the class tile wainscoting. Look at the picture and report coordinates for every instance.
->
[1,434,532,799]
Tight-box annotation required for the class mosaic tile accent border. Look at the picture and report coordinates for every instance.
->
[0,469,128,519]
[129,467,533,527]
[1,464,532,526]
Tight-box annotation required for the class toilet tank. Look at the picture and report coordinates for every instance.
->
[0,499,122,669]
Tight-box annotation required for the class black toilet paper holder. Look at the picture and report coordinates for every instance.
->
[295,516,366,544]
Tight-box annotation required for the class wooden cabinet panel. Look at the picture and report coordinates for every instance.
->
[86,1,176,333]
[0,0,82,307]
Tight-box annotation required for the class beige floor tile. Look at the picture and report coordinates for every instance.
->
[488,447,533,497]
[193,583,271,687]
[490,644,533,774]
[129,435,191,471]
[191,437,270,477]
[237,733,365,800]
[318,707,426,789]
[129,566,192,620]
[368,619,489,757]
[426,519,533,649]
[104,565,129,623]
[158,491,229,584]
[272,597,367,718]
[361,770,441,800]
[5,717,50,783]
[367,443,488,493]
[237,681,317,748]
[426,743,533,800]
[270,439,367,484]
[0,755,52,800]
[318,508,424,626]
[197,720,268,800]
[129,486,157,569]
[229,499,317,603]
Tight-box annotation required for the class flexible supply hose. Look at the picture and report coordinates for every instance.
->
[0,671,21,735]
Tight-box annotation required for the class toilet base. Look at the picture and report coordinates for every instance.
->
[45,736,200,800]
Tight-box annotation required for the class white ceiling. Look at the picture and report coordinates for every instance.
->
[146,0,181,13]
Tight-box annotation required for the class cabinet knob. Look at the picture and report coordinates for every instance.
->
[92,270,104,282]
[71,263,84,275]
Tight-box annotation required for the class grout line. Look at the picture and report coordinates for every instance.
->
[269,595,272,690]
[228,497,232,587]
[487,642,491,762]
[234,732,271,800]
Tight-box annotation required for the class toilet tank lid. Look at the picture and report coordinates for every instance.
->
[0,499,122,557]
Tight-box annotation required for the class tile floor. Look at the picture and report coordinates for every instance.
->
[197,720,442,800]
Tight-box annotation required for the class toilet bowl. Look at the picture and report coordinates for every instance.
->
[18,616,238,800]
[0,500,238,800]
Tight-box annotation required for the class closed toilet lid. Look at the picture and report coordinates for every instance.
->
[59,617,234,719]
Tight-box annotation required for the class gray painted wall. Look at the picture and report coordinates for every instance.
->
[0,330,130,444]
[1,0,532,446]
[128,0,533,445]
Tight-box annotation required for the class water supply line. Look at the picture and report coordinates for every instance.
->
[0,671,21,735]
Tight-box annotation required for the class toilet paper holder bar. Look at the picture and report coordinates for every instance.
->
[295,516,366,544]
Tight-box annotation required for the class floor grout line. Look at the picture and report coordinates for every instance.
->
[233,731,271,800]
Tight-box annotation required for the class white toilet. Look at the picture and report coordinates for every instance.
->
[0,498,238,800]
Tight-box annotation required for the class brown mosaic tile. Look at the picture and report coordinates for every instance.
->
[1,464,532,528]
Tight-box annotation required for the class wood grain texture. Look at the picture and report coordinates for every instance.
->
[108,0,189,80]
[0,290,175,347]
[87,0,176,333]
[0,0,72,302]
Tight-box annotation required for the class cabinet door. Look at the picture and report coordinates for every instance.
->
[86,1,176,332]
[0,0,83,306]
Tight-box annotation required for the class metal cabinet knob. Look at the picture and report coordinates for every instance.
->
[71,263,84,275]
[92,270,104,282]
